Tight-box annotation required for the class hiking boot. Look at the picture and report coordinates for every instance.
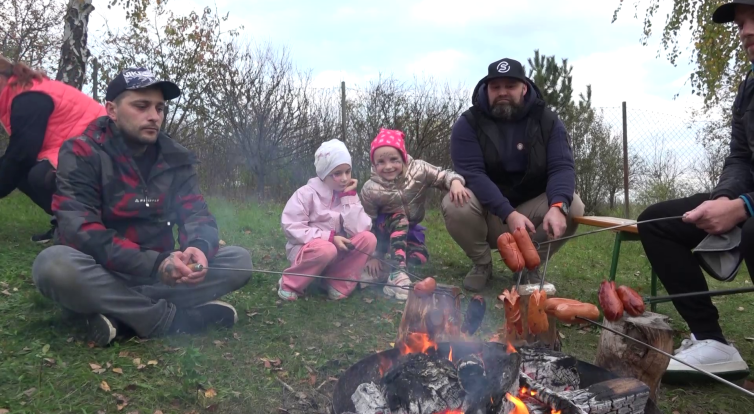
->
[665,335,749,375]
[31,226,55,244]
[169,300,238,334]
[85,314,118,347]
[463,263,492,292]
[522,268,543,285]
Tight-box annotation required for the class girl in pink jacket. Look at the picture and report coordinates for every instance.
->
[278,139,377,301]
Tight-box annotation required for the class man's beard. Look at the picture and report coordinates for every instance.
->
[491,99,524,121]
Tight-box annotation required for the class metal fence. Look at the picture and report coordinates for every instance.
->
[593,103,720,218]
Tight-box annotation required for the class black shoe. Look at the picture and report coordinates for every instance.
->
[169,300,238,334]
[85,314,118,347]
[31,227,55,244]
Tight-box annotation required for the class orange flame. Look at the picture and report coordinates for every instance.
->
[399,332,438,355]
[551,410,561,414]
[505,393,529,414]
[506,342,517,354]
[448,346,453,362]
[434,410,464,414]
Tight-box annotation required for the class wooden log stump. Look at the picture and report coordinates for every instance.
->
[395,283,462,344]
[593,312,673,402]
[497,283,561,351]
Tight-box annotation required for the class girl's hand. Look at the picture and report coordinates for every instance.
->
[449,180,471,207]
[333,235,351,252]
[365,258,383,279]
[344,179,358,193]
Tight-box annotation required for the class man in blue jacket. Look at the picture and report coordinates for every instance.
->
[442,58,584,292]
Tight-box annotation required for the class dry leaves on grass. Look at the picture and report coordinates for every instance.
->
[363,298,374,304]
[0,409,10,414]
[113,393,129,411]
[204,388,217,398]
[113,367,123,374]
[100,381,111,392]
[90,363,106,374]
[259,357,282,369]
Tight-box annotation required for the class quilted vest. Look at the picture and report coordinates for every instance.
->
[0,76,106,168]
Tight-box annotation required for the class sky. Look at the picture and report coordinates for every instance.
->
[86,0,724,164]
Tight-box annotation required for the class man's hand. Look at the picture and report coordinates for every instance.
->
[506,211,536,234]
[333,235,352,252]
[158,251,192,286]
[543,206,567,239]
[449,180,471,207]
[180,247,209,284]
[683,197,748,235]
[343,179,358,193]
[365,258,383,279]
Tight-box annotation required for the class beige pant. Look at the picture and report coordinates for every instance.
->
[441,190,585,266]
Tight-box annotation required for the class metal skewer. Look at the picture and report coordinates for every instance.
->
[576,316,754,399]
[538,243,552,291]
[345,243,424,282]
[534,215,685,250]
[644,286,754,304]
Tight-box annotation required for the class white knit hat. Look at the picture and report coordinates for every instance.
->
[314,139,352,180]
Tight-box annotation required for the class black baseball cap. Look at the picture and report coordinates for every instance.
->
[483,58,528,83]
[105,67,181,102]
[713,0,754,23]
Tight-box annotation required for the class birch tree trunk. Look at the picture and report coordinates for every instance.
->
[56,0,95,90]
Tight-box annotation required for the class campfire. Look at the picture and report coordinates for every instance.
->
[332,334,658,414]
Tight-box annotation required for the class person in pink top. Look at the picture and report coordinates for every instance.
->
[278,139,377,301]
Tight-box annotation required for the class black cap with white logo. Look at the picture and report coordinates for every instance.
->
[713,0,754,23]
[105,67,181,102]
[483,58,528,84]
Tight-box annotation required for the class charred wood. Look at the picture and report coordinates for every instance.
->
[518,347,580,391]
[520,375,649,414]
[381,352,464,414]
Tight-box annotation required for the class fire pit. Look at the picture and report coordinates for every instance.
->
[331,336,661,414]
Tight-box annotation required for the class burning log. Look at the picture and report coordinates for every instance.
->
[381,351,464,414]
[593,312,673,402]
[457,354,486,394]
[497,283,561,351]
[351,382,389,414]
[396,283,462,344]
[520,375,650,414]
[517,344,580,392]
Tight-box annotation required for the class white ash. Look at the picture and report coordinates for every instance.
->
[351,382,389,414]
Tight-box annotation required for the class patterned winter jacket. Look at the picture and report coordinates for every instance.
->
[360,155,465,224]
[52,116,220,279]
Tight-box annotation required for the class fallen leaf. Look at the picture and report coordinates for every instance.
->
[244,230,251,235]
[223,353,233,360]
[296,392,307,400]
[308,373,317,385]
[260,358,272,369]
[0,409,9,414]
[246,311,259,317]
[363,298,374,304]
[137,364,146,370]
[0,282,6,288]
[275,300,282,306]
[219,239,226,246]
[1,290,10,296]
[278,318,286,324]
[147,360,158,366]
[106,362,112,368]
[100,381,111,392]
[271,358,282,366]
[204,388,217,398]
[262,254,272,262]
[213,340,224,347]
[265,321,274,325]
[333,322,342,327]
[23,387,36,397]
[42,344,50,355]
[558,332,566,339]
[66,337,74,343]
[672,411,680,414]
[113,367,123,374]
[132,358,141,365]
[233,332,241,340]
[118,351,131,358]
[90,363,102,370]
[738,307,745,311]
[44,358,56,366]
[154,411,164,414]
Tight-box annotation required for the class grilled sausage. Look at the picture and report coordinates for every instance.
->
[413,277,436,297]
[500,288,523,336]
[598,280,624,321]
[544,298,583,313]
[549,302,600,324]
[513,227,541,270]
[527,289,549,335]
[616,285,645,317]
[497,233,524,273]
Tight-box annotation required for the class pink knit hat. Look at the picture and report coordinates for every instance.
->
[370,128,408,164]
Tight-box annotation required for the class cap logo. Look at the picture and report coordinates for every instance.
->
[497,61,510,73]
[122,68,157,88]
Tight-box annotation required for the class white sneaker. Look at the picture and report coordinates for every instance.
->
[383,271,410,301]
[327,285,347,301]
[666,334,749,374]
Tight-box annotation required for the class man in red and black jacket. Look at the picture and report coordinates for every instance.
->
[0,56,106,242]
[31,67,253,347]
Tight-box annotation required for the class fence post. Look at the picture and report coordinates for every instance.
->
[91,58,99,101]
[341,81,347,141]
[622,101,629,218]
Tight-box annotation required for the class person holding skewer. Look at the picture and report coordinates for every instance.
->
[360,128,470,301]
[278,138,377,301]
[636,0,754,379]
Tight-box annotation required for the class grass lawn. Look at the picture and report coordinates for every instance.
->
[1,192,753,413]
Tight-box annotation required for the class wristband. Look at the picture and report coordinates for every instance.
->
[739,195,754,218]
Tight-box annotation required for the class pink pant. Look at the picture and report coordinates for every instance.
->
[281,231,377,296]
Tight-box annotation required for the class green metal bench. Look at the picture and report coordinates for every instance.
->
[573,216,660,312]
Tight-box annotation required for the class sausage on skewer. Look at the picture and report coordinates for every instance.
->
[616,285,645,316]
[527,289,549,334]
[512,227,540,271]
[499,288,523,336]
[497,233,524,273]
[545,299,600,324]
[599,280,624,322]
